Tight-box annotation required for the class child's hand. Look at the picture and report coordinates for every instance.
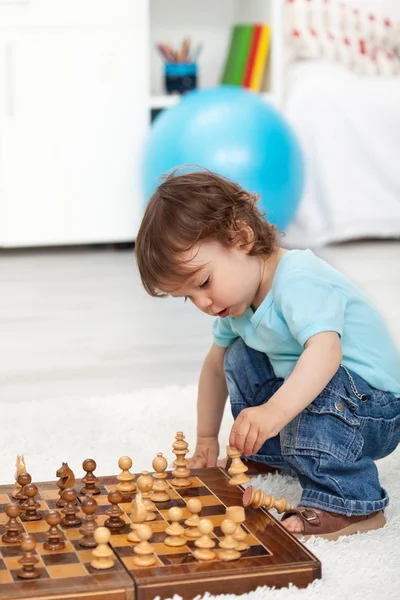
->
[229,403,284,456]
[187,436,219,468]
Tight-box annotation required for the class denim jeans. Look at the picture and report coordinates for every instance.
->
[224,338,400,515]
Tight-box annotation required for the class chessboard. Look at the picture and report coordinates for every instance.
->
[0,462,321,600]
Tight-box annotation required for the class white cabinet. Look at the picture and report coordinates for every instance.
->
[0,1,149,247]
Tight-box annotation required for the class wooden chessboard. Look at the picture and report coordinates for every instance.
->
[0,465,321,600]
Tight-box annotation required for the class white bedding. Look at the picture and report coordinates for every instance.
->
[283,60,400,247]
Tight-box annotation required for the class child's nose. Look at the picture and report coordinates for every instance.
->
[199,296,212,313]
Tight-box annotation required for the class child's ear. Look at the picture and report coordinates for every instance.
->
[234,221,255,253]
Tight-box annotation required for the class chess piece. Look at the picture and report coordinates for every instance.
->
[116,456,136,501]
[184,498,202,538]
[79,496,99,548]
[226,446,250,486]
[15,472,32,505]
[80,458,101,496]
[20,483,41,521]
[136,471,156,521]
[44,511,66,551]
[104,490,125,532]
[132,524,157,567]
[91,527,115,570]
[12,455,26,499]
[150,453,170,502]
[242,485,293,514]
[2,503,23,544]
[56,463,75,508]
[128,492,148,543]
[226,506,248,551]
[217,519,241,561]
[61,488,81,527]
[17,534,41,579]
[164,507,186,547]
[192,519,216,561]
[171,432,191,487]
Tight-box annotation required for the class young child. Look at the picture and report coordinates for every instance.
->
[135,169,400,540]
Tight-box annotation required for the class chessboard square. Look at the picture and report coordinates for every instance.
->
[4,556,45,570]
[207,514,226,527]
[0,495,10,505]
[0,558,6,570]
[0,570,12,584]
[24,520,50,533]
[151,520,167,533]
[38,500,48,510]
[76,549,93,562]
[183,494,221,508]
[110,534,131,547]
[47,563,87,579]
[40,490,59,500]
[94,497,111,507]
[42,552,79,566]
[0,545,23,558]
[152,531,167,543]
[159,552,193,565]
[64,529,81,541]
[245,533,263,547]
[0,514,8,525]
[181,486,213,498]
[152,542,188,555]
[120,502,131,513]
[201,505,226,517]
[37,540,73,555]
[246,544,271,557]
[166,488,181,500]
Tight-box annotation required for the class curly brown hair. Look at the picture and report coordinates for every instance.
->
[135,168,278,297]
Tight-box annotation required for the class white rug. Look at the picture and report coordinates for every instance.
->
[1,385,399,600]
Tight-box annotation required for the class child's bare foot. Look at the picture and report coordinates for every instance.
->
[281,513,305,534]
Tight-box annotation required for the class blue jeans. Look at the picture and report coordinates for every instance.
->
[225,338,400,515]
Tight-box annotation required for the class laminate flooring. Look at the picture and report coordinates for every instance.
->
[1,241,399,402]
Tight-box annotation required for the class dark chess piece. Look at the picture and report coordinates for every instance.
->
[2,503,23,544]
[104,490,125,532]
[79,496,99,548]
[80,459,101,496]
[15,472,32,505]
[17,534,41,579]
[60,488,81,527]
[44,511,66,551]
[56,462,75,508]
[20,483,42,522]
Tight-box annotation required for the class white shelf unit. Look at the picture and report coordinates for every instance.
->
[149,0,284,110]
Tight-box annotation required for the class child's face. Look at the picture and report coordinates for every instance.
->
[161,240,262,318]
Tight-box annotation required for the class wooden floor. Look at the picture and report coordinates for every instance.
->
[0,241,399,402]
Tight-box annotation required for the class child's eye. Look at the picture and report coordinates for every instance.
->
[200,276,210,289]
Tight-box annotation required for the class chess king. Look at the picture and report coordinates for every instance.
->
[135,168,400,541]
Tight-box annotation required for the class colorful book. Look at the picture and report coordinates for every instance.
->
[242,24,263,88]
[249,25,271,91]
[221,24,254,85]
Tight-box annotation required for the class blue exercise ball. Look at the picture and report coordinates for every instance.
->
[142,86,304,231]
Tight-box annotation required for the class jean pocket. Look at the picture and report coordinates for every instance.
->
[282,395,363,462]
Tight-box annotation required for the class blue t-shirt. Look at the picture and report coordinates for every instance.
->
[213,249,400,397]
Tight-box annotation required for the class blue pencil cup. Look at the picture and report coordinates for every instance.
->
[164,63,197,95]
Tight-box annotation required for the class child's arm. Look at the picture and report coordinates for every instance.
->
[187,343,228,468]
[229,331,342,456]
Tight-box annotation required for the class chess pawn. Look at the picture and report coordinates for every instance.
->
[132,524,157,567]
[136,471,156,522]
[79,496,99,548]
[242,485,293,514]
[225,506,248,551]
[44,511,66,551]
[184,498,202,538]
[164,507,186,547]
[192,519,216,561]
[217,519,241,561]
[226,446,250,486]
[171,432,191,488]
[61,488,81,527]
[15,472,32,505]
[12,455,26,499]
[150,453,170,502]
[91,527,115,570]
[2,503,23,544]
[104,490,125,532]
[80,458,101,496]
[128,492,147,543]
[116,456,136,501]
[20,483,42,522]
[17,534,41,579]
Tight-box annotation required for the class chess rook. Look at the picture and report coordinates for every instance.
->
[242,485,293,514]
[171,432,191,488]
